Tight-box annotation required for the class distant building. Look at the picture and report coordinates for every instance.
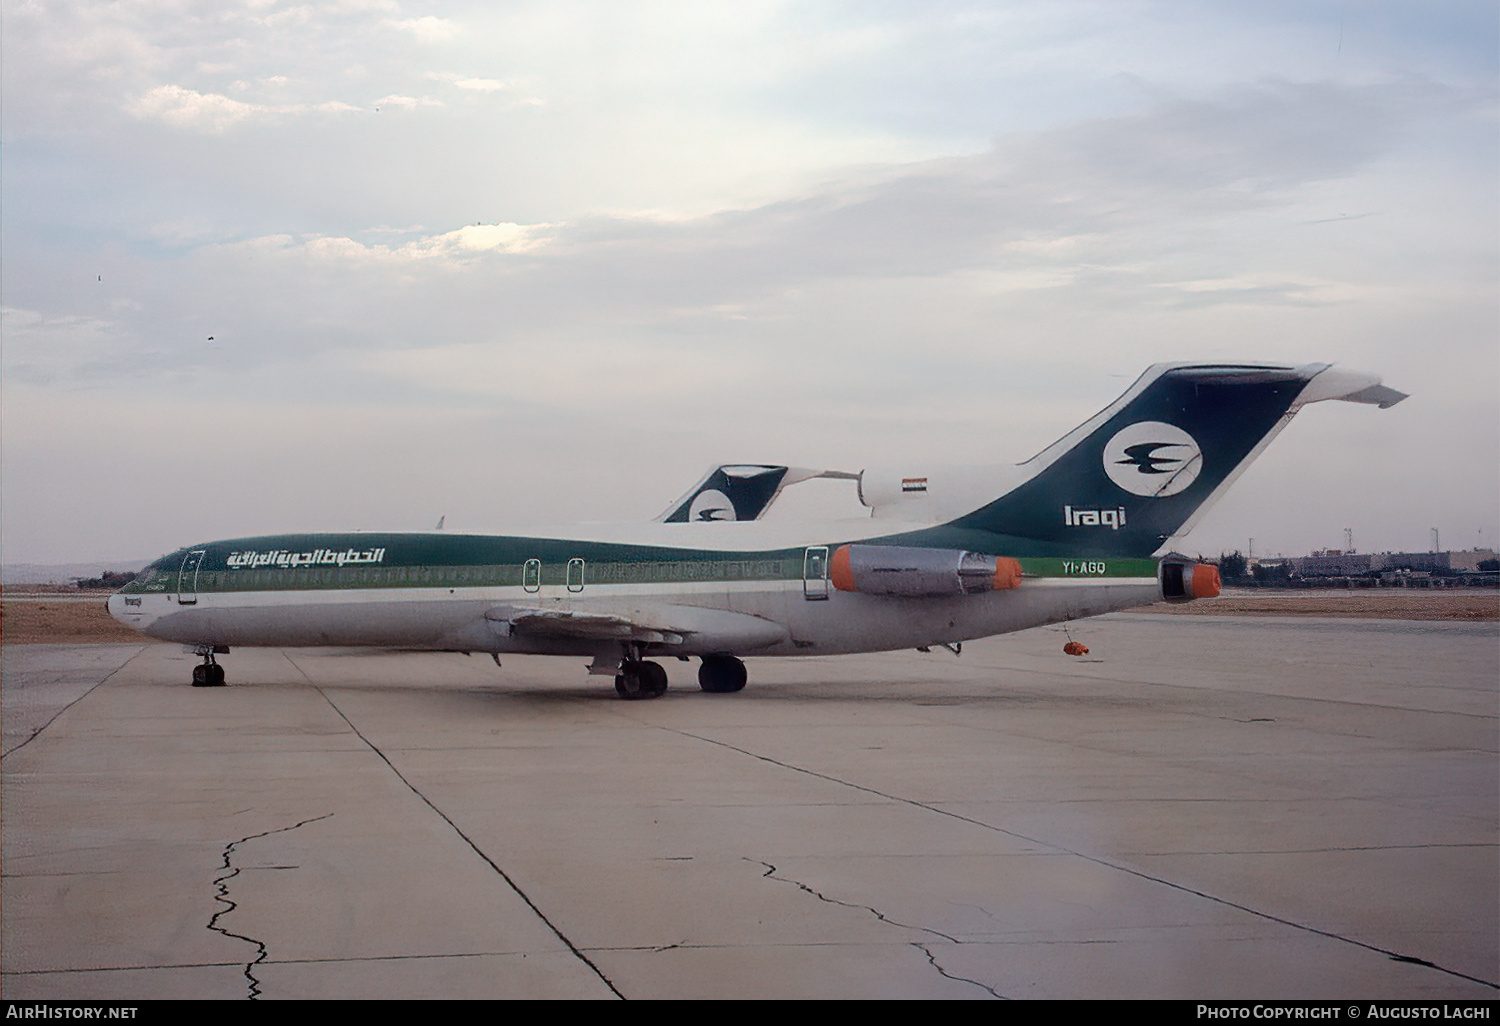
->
[1283,549,1496,578]
[1291,552,1377,576]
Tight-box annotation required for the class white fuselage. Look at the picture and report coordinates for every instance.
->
[108,518,1164,658]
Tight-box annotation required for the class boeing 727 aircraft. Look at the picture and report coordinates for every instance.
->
[108,363,1405,698]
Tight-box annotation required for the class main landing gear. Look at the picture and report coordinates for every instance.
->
[609,651,750,700]
[698,655,747,693]
[191,648,227,688]
[615,660,669,700]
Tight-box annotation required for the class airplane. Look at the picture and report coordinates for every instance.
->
[107,362,1405,698]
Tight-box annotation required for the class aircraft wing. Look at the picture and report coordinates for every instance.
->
[497,608,685,644]
[484,602,791,651]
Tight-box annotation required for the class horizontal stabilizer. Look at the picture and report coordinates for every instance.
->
[1344,385,1408,409]
[1290,367,1408,409]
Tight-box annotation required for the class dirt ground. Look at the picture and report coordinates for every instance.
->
[1147,587,1499,621]
[1,593,146,645]
[2,585,1495,646]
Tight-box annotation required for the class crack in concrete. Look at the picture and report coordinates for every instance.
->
[681,729,1499,992]
[1,947,566,983]
[749,858,961,944]
[946,898,1008,926]
[208,813,334,1000]
[752,859,1005,996]
[914,942,1007,999]
[1135,842,1497,856]
[1,646,147,760]
[284,653,624,1000]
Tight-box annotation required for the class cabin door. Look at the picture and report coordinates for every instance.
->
[178,550,205,605]
[802,546,830,600]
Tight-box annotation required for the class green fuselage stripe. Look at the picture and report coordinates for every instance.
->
[122,533,1160,595]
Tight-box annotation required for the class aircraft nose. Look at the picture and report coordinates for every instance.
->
[107,593,141,628]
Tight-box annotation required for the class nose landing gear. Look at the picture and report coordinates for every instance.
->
[191,646,228,687]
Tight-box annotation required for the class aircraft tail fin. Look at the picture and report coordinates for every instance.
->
[950,363,1405,556]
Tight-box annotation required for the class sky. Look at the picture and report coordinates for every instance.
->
[3,0,1496,566]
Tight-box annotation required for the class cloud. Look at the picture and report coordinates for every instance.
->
[0,307,154,386]
[356,336,760,401]
[3,4,1495,562]
[423,71,542,105]
[451,77,507,93]
[383,16,456,44]
[373,94,444,110]
[88,77,1480,382]
[229,221,556,266]
[126,84,360,132]
[126,85,263,131]
[424,223,553,254]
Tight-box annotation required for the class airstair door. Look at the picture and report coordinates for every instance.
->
[178,550,205,605]
[803,546,830,600]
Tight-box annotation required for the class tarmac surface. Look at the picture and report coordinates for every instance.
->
[2,612,1496,1000]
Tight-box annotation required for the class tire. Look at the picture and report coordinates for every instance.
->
[639,660,668,698]
[698,655,747,693]
[615,670,641,699]
[616,661,668,699]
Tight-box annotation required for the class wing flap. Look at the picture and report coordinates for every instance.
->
[485,602,789,652]
[495,608,685,644]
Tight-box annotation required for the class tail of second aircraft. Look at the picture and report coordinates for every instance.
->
[944,363,1405,556]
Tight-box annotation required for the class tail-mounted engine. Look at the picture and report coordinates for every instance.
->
[831,545,1023,598]
[1159,555,1221,602]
